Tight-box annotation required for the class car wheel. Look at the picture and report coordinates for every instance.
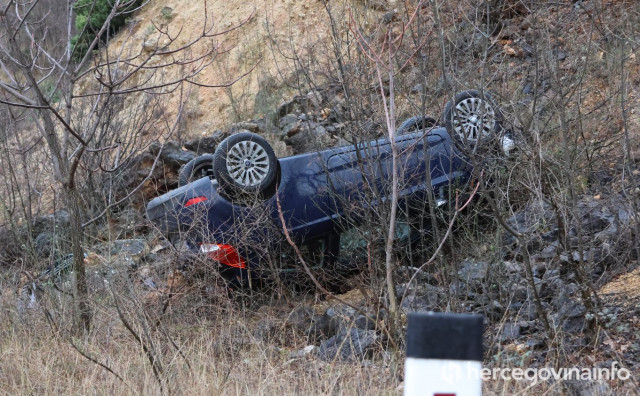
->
[442,90,502,146]
[397,116,438,135]
[213,131,278,196]
[178,154,215,187]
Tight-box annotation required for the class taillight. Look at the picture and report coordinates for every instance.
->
[200,243,246,269]
[185,196,207,207]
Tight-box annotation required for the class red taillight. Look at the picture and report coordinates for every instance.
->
[200,243,246,269]
[185,196,207,207]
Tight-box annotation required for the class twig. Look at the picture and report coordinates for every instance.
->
[275,188,398,349]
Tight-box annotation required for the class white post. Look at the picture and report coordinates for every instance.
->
[405,312,483,396]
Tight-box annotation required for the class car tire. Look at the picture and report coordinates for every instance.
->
[397,116,438,135]
[178,154,216,187]
[442,90,503,146]
[213,131,278,197]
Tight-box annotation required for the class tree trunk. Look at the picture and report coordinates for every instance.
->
[65,186,91,333]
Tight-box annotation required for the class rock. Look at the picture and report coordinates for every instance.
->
[289,345,316,359]
[353,314,377,331]
[277,97,303,117]
[314,125,328,136]
[541,229,558,242]
[458,259,488,281]
[381,10,398,24]
[559,300,586,319]
[184,130,228,154]
[330,95,346,110]
[554,49,568,61]
[282,120,302,138]
[395,266,435,284]
[504,200,556,246]
[517,320,538,335]
[230,121,263,133]
[143,38,158,52]
[534,241,560,260]
[163,144,196,168]
[551,282,579,310]
[410,84,424,94]
[590,170,613,186]
[539,266,557,280]
[0,226,23,265]
[324,305,356,333]
[107,239,148,259]
[31,210,70,236]
[285,123,332,153]
[282,306,340,340]
[33,232,56,257]
[524,337,545,349]
[498,322,521,341]
[322,304,381,335]
[433,77,453,96]
[271,140,293,157]
[554,300,587,333]
[149,141,196,168]
[486,300,505,320]
[276,93,326,119]
[503,261,523,273]
[305,90,323,110]
[307,311,337,339]
[317,329,378,362]
[510,284,528,302]
[521,42,534,57]
[400,295,432,313]
[286,306,316,333]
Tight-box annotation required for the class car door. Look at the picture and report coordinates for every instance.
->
[326,132,449,212]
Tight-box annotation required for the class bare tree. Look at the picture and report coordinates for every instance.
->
[0,0,250,332]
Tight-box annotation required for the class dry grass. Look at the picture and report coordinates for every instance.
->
[3,271,639,395]
[3,283,636,395]
[0,283,399,395]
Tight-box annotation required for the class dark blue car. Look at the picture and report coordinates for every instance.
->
[146,90,511,284]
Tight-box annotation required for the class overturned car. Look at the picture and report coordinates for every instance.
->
[146,90,512,285]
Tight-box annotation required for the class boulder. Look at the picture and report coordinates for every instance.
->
[149,141,196,168]
[497,322,521,342]
[33,232,60,257]
[184,130,228,154]
[322,304,382,335]
[277,97,304,118]
[317,329,379,362]
[230,121,264,134]
[31,210,70,236]
[278,114,299,130]
[458,259,489,282]
[400,295,432,314]
[553,299,587,334]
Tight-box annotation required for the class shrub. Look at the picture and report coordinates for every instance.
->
[72,0,143,60]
